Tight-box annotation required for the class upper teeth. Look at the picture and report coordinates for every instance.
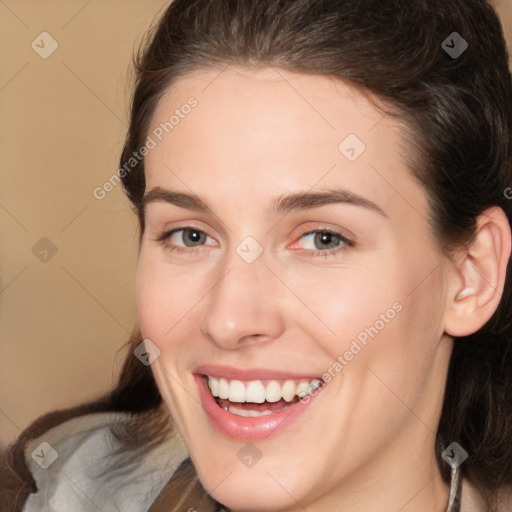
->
[207,376,323,403]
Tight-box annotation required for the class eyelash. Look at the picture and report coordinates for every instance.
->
[156,226,354,259]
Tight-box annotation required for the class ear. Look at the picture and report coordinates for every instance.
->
[444,206,511,337]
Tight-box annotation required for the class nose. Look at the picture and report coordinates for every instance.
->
[198,249,285,350]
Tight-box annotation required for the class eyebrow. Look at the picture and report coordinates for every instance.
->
[142,186,388,217]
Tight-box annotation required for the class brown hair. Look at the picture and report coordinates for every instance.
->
[2,1,512,511]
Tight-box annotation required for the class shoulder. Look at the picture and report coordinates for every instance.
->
[21,411,188,512]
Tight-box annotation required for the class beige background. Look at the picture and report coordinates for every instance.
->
[1,0,512,448]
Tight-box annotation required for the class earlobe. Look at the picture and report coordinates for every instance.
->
[444,207,511,338]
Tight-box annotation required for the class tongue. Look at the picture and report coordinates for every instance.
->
[216,397,298,413]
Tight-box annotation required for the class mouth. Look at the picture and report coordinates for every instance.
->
[208,375,323,416]
[194,367,325,441]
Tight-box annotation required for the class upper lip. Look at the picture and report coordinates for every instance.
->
[194,364,323,382]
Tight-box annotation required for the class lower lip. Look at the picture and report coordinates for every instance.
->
[195,375,324,441]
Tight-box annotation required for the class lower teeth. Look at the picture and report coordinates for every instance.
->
[226,406,273,417]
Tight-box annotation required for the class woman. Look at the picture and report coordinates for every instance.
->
[2,0,512,510]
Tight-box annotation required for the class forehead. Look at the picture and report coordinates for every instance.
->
[144,66,427,221]
[148,65,391,146]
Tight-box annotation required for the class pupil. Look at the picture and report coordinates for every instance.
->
[316,232,337,249]
[187,229,202,245]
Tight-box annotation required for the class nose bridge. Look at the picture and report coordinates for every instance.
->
[198,242,284,349]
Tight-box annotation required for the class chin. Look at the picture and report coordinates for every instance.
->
[207,476,303,512]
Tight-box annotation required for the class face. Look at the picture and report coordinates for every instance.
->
[136,66,453,511]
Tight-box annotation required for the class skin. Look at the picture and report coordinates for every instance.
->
[135,66,511,512]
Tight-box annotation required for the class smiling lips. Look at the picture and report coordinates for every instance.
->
[194,366,325,440]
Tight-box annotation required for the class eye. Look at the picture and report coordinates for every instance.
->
[156,226,354,259]
[157,226,215,255]
[292,228,354,258]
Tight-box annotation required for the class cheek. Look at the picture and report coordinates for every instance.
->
[135,255,181,340]
[135,254,213,362]
[274,259,405,357]
[339,263,447,411]
[310,252,446,386]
